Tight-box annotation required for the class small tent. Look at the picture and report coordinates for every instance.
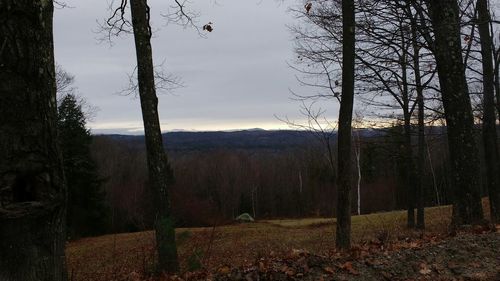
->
[235,213,254,223]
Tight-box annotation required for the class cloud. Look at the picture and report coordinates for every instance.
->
[54,0,340,133]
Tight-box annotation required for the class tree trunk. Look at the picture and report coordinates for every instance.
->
[0,1,67,280]
[336,0,355,250]
[412,18,425,229]
[354,132,361,216]
[403,113,416,228]
[494,53,500,122]
[477,0,500,223]
[495,61,500,124]
[398,21,417,228]
[129,0,179,272]
[427,0,484,226]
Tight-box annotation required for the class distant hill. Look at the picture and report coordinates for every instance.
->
[95,128,389,152]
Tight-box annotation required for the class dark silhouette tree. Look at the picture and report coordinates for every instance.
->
[102,0,199,272]
[336,0,356,250]
[0,0,67,280]
[426,0,484,225]
[477,0,500,223]
[130,0,179,272]
[57,93,108,238]
[411,12,426,229]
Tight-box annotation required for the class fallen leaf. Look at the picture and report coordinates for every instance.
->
[419,268,431,275]
[419,263,431,275]
[218,266,230,275]
[324,266,335,274]
[340,262,359,275]
[409,242,419,248]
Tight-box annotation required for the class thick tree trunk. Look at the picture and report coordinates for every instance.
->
[427,0,484,225]
[129,0,179,272]
[412,19,425,229]
[477,0,500,223]
[0,1,67,280]
[336,0,355,250]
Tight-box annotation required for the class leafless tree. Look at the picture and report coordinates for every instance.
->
[102,0,204,273]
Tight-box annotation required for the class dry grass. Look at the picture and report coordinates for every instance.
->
[66,201,490,281]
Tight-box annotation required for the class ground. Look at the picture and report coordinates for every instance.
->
[207,231,500,281]
[66,202,499,281]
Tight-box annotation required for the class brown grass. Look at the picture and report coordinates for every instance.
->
[66,200,491,281]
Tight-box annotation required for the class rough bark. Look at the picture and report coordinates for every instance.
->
[426,0,484,225]
[0,0,67,280]
[477,0,500,223]
[336,0,355,250]
[129,0,179,272]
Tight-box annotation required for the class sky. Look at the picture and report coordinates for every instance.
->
[53,0,340,134]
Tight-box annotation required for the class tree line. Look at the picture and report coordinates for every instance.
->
[291,0,500,249]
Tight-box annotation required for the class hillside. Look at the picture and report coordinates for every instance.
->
[96,128,389,152]
[66,202,498,281]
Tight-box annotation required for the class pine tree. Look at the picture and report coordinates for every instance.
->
[57,94,108,238]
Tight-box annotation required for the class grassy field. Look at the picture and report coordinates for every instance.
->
[65,203,472,280]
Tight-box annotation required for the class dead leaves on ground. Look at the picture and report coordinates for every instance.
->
[339,261,360,275]
[68,221,500,281]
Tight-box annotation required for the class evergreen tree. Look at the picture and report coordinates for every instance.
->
[57,94,108,238]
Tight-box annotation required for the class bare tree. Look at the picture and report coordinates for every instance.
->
[335,0,356,250]
[477,0,500,223]
[103,0,200,272]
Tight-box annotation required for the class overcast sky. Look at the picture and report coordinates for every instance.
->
[53,0,339,134]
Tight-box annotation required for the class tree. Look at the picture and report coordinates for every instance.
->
[0,1,67,280]
[426,0,484,225]
[336,0,356,250]
[131,0,179,272]
[103,0,186,272]
[411,12,426,229]
[57,93,108,238]
[477,0,500,223]
[291,0,440,229]
[356,1,420,228]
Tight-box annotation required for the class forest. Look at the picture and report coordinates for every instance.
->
[1,0,500,280]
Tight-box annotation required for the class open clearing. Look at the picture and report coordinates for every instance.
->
[67,202,497,280]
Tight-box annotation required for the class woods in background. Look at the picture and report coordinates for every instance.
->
[88,126,468,234]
